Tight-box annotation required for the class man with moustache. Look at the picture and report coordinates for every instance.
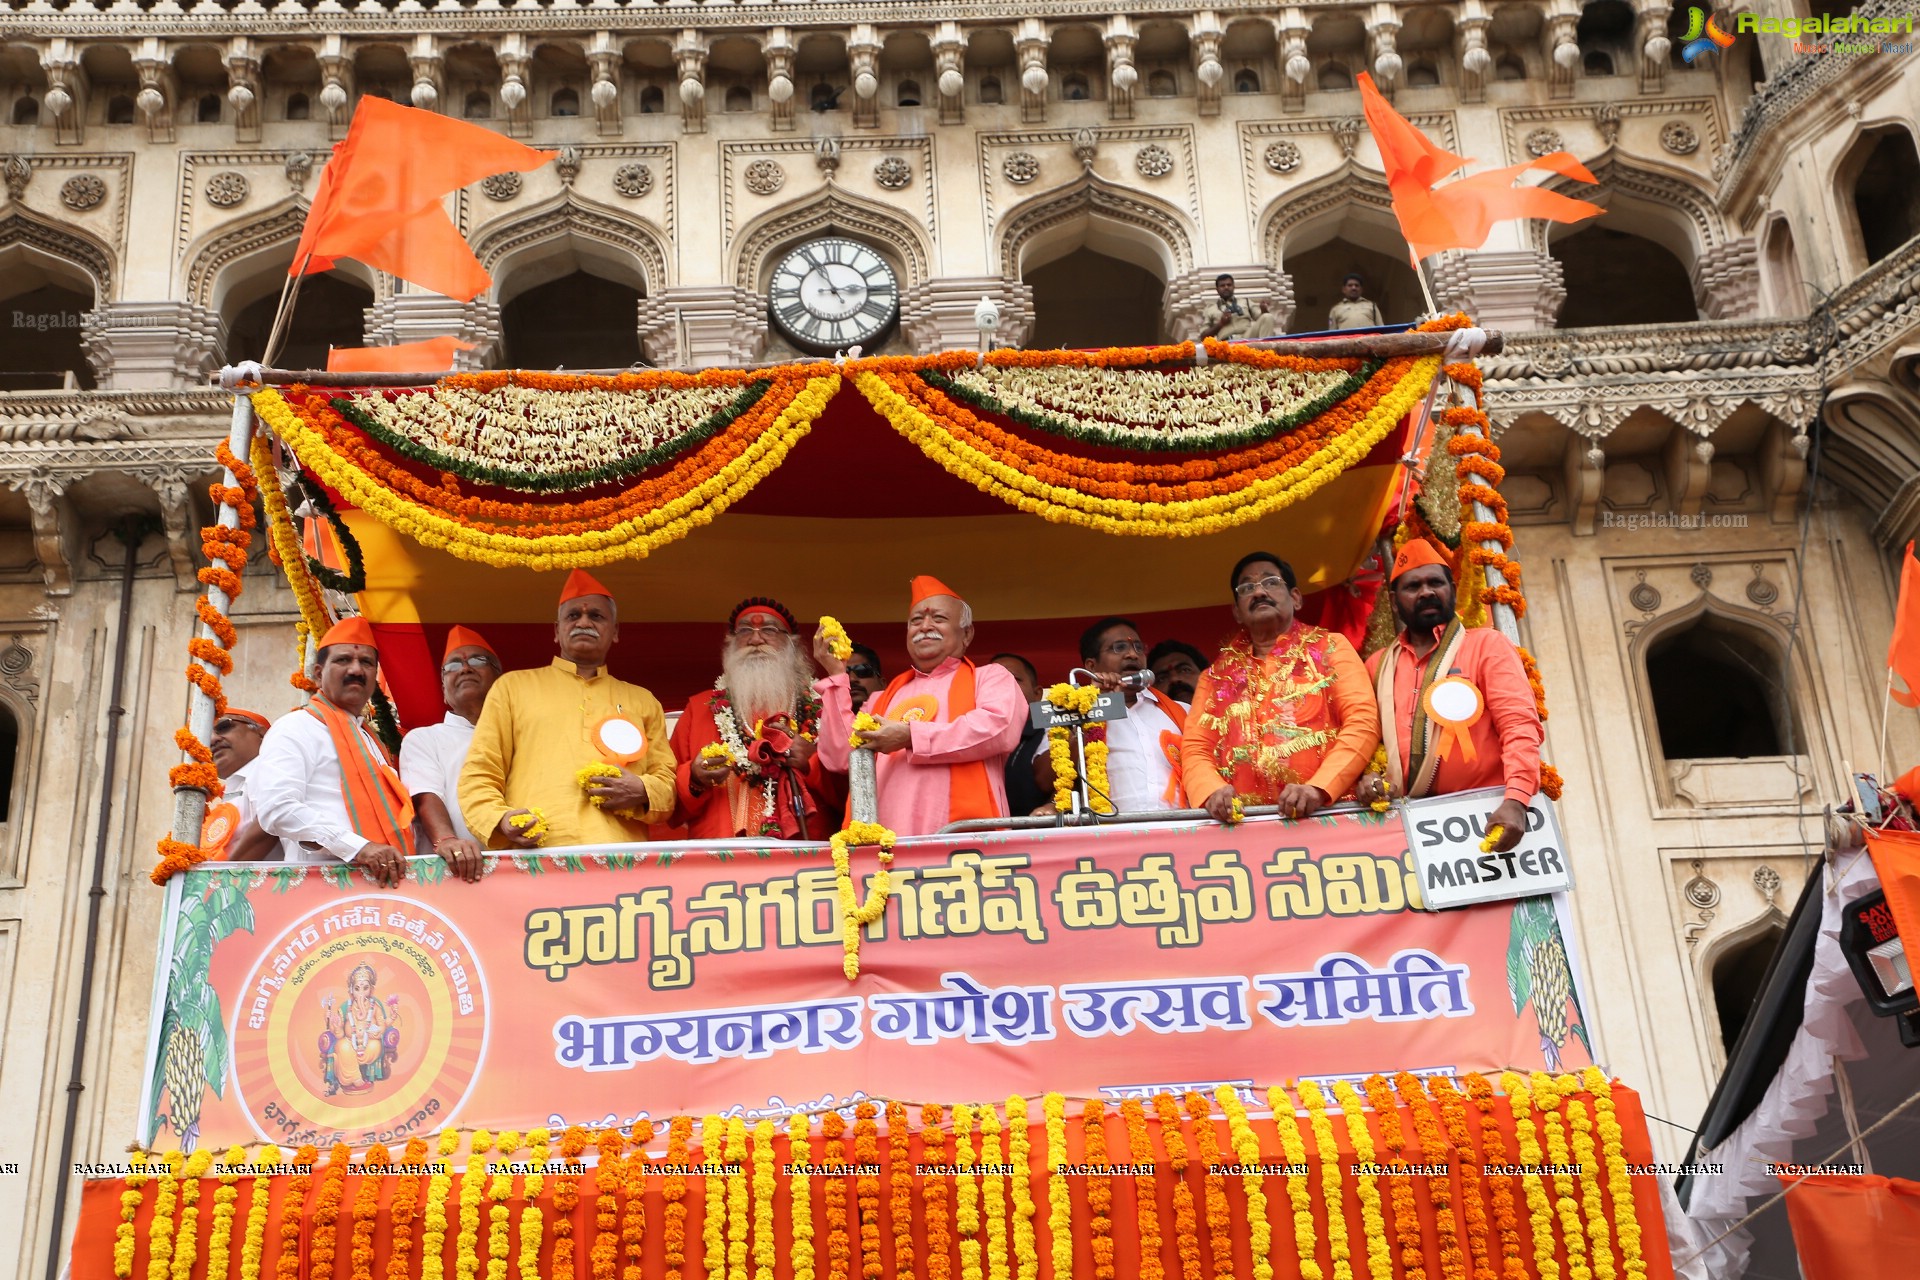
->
[845,642,885,709]
[397,626,499,881]
[1081,618,1188,813]
[249,618,412,886]
[201,707,278,861]
[460,569,676,849]
[813,575,1026,836]
[671,597,836,839]
[1181,552,1379,823]
[1359,539,1541,852]
[1147,640,1208,706]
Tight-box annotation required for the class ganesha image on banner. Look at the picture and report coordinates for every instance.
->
[319,961,402,1095]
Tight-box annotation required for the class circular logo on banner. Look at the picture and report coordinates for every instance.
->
[230,896,489,1147]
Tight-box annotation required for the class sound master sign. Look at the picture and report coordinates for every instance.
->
[1403,787,1575,910]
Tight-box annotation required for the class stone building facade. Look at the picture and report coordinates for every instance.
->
[1,1,1917,1273]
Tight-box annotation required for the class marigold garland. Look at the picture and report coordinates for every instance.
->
[1119,1099,1163,1280]
[425,1131,462,1280]
[593,1128,625,1280]
[831,821,896,979]
[1267,1088,1322,1280]
[790,1114,817,1280]
[311,1143,352,1280]
[487,1132,522,1280]
[888,1102,918,1280]
[623,1122,653,1280]
[521,1128,551,1280]
[701,1117,726,1280]
[725,1118,750,1280]
[823,1111,854,1280]
[457,1131,494,1280]
[1079,1101,1114,1280]
[1564,1093,1615,1280]
[980,1106,1012,1280]
[1152,1093,1201,1280]
[749,1119,777,1280]
[171,1149,213,1280]
[922,1105,954,1280]
[952,1105,981,1280]
[384,1138,429,1280]
[240,1147,279,1280]
[1426,1077,1496,1280]
[252,433,331,690]
[819,616,854,663]
[118,1151,150,1280]
[1464,1076,1528,1280]
[1532,1075,1589,1280]
[205,1146,246,1280]
[1216,1087,1272,1280]
[1039,1097,1070,1280]
[277,1146,317,1280]
[1181,1093,1232,1280]
[1581,1070,1645,1280]
[1294,1083,1350,1280]
[578,763,624,807]
[551,1127,588,1280]
[1361,1076,1425,1280]
[350,1145,388,1280]
[1395,1074,1464,1280]
[1500,1075,1557,1280]
[1004,1097,1035,1280]
[1330,1083,1391,1280]
[149,1151,181,1280]
[853,1105,885,1280]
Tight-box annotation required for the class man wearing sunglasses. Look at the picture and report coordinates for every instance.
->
[1180,551,1379,824]
[845,643,884,709]
[398,626,499,882]
[203,708,279,861]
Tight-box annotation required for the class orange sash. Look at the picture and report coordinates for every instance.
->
[1148,689,1189,807]
[870,659,999,824]
[306,695,415,850]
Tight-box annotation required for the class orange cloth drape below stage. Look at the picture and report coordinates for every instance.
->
[1781,1173,1920,1278]
[71,1088,1674,1280]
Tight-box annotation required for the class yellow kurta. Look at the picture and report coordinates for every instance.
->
[459,657,676,849]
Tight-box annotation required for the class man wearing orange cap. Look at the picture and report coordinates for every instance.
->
[250,618,412,886]
[397,626,499,881]
[813,575,1026,836]
[460,570,676,849]
[1359,538,1542,852]
[1181,552,1379,822]
[201,708,277,861]
[670,597,837,840]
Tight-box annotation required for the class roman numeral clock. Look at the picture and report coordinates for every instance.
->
[766,237,900,354]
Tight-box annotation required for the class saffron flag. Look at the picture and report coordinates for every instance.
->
[291,97,553,301]
[1865,829,1920,977]
[1889,541,1920,707]
[1780,1173,1920,1278]
[1357,73,1604,260]
[327,335,474,374]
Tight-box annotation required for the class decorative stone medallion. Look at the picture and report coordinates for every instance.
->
[204,170,250,207]
[480,172,522,201]
[60,174,105,211]
[1524,127,1564,158]
[1263,140,1301,174]
[743,158,786,195]
[1660,121,1700,155]
[1134,144,1174,178]
[873,156,912,190]
[1003,151,1040,184]
[613,163,653,198]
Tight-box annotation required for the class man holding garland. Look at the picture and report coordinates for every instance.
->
[460,569,676,849]
[813,575,1027,837]
[1181,552,1379,823]
[670,597,837,840]
[1359,538,1542,852]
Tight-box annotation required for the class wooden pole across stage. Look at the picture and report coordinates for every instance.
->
[214,328,1506,388]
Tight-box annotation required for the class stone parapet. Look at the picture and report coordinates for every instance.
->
[80,302,225,391]
[636,286,769,369]
[899,276,1035,353]
[1428,250,1566,333]
[362,294,503,371]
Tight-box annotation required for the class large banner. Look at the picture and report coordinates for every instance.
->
[144,812,1597,1151]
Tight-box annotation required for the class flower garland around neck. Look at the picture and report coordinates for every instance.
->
[550,1127,588,1280]
[1395,1074,1463,1280]
[1464,1076,1528,1280]
[457,1130,494,1280]
[664,1117,693,1280]
[350,1145,389,1280]
[170,1149,213,1280]
[1580,1069,1645,1280]
[888,1102,917,1280]
[310,1143,353,1280]
[385,1138,430,1280]
[980,1106,1011,1280]
[1425,1078,1494,1280]
[823,1111,853,1280]
[1217,1088,1272,1280]
[710,679,825,835]
[922,1104,954,1280]
[1004,1097,1036,1280]
[753,1119,779,1280]
[1042,684,1112,815]
[117,1151,149,1280]
[726,1118,750,1280]
[1294,1082,1350,1280]
[422,1131,462,1280]
[1181,1093,1232,1280]
[1120,1099,1163,1280]
[700,1118,725,1280]
[276,1146,317,1280]
[239,1146,278,1280]
[1500,1075,1558,1280]
[1330,1082,1391,1280]
[1563,1088,1615,1280]
[1152,1093,1202,1280]
[1362,1075,1426,1280]
[1268,1087,1322,1280]
[621,1122,653,1280]
[206,1145,246,1280]
[831,821,896,980]
[953,1105,981,1280]
[1532,1074,1590,1280]
[1041,1096,1071,1280]
[789,1114,817,1280]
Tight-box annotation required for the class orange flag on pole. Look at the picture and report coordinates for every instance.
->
[1357,73,1604,261]
[292,96,553,301]
[327,335,474,374]
[1781,1172,1920,1278]
[1889,542,1920,707]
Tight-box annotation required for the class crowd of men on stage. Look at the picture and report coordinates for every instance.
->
[200,538,1544,885]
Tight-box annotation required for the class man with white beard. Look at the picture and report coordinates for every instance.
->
[670,597,838,839]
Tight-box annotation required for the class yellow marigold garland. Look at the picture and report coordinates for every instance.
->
[1295,1082,1350,1280]
[1042,685,1102,814]
[981,1106,1012,1280]
[1081,1101,1114,1280]
[487,1132,521,1280]
[665,1117,693,1280]
[1464,1076,1528,1280]
[1532,1075,1588,1280]
[240,1147,279,1280]
[1119,1099,1163,1280]
[1004,1097,1036,1280]
[922,1105,954,1280]
[1267,1087,1322,1280]
[1330,1083,1391,1280]
[831,821,896,980]
[789,1114,817,1280]
[147,1151,180,1280]
[252,434,331,694]
[1564,1092,1615,1280]
[823,1111,853,1280]
[1181,1093,1232,1280]
[171,1149,213,1280]
[819,617,854,662]
[551,1127,589,1280]
[725,1118,750,1280]
[118,1150,150,1280]
[1581,1069,1645,1280]
[1217,1087,1272,1280]
[888,1102,918,1280]
[1152,1093,1201,1280]
[522,1128,551,1280]
[1041,1096,1071,1280]
[350,1145,388,1280]
[1500,1075,1557,1280]
[458,1130,493,1280]
[753,1119,778,1280]
[578,763,624,807]
[205,1146,246,1280]
[853,1104,885,1280]
[424,1131,461,1280]
[953,1105,981,1280]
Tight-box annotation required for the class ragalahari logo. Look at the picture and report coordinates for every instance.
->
[1681,7,1739,62]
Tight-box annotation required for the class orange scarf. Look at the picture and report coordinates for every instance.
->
[1147,688,1189,807]
[870,659,999,824]
[305,695,415,850]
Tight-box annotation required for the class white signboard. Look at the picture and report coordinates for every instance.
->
[1403,786,1573,910]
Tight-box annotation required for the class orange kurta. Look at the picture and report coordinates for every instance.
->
[669,688,837,839]
[1180,624,1380,806]
[1366,625,1543,803]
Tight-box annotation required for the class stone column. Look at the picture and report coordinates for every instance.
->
[1457,0,1492,104]
[932,23,966,126]
[81,302,225,391]
[361,293,504,371]
[1190,11,1225,116]
[637,288,770,369]
[899,278,1037,353]
[676,29,708,135]
[1427,250,1566,331]
[1016,19,1049,125]
[1277,9,1310,113]
[1163,266,1293,340]
[767,28,799,131]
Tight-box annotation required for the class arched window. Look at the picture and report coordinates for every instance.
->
[223,270,372,370]
[1646,614,1791,760]
[198,93,222,122]
[107,94,136,124]
[1407,60,1440,87]
[0,704,18,825]
[1712,920,1786,1052]
[11,97,37,126]
[1552,226,1699,326]
[1316,63,1352,91]
[1062,73,1089,101]
[979,76,1003,105]
[502,272,643,371]
[1584,51,1615,76]
[810,82,839,111]
[1026,246,1166,349]
[465,90,491,119]
[725,85,753,112]
[1,274,99,391]
[1844,128,1920,266]
[286,92,310,120]
[1147,69,1177,97]
[640,85,665,114]
[1495,55,1526,81]
[896,80,923,107]
[1234,69,1260,94]
[550,87,580,117]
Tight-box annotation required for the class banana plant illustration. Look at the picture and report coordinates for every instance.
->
[1507,895,1589,1070]
[150,871,254,1150]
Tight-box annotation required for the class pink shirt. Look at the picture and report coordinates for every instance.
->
[816,657,1027,837]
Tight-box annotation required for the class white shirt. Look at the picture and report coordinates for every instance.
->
[1104,692,1182,814]
[399,712,477,848]
[224,760,256,828]
[251,708,392,863]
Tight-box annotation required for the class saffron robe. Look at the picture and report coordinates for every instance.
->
[670,689,838,839]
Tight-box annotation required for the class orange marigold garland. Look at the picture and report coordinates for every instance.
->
[1362,1077,1426,1280]
[1397,1074,1464,1280]
[664,1117,693,1280]
[823,1111,853,1280]
[592,1128,625,1280]
[853,1103,885,1280]
[550,1127,589,1280]
[351,1145,388,1280]
[1428,1077,1497,1280]
[310,1142,352,1280]
[1081,1101,1115,1280]
[887,1102,917,1280]
[387,1138,430,1280]
[624,1121,655,1280]
[1464,1076,1529,1280]
[1180,1093,1233,1280]
[277,1146,318,1280]
[1120,1099,1164,1280]
[1153,1093,1202,1280]
[790,1114,817,1280]
[921,1105,953,1280]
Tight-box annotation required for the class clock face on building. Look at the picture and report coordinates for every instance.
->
[766,237,899,352]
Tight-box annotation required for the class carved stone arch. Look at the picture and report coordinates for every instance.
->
[1257,163,1400,267]
[1527,151,1724,262]
[996,176,1193,282]
[1698,897,1791,1059]
[0,208,116,300]
[470,195,671,304]
[731,187,932,293]
[183,199,381,315]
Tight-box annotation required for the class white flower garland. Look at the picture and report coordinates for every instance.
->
[944,363,1358,442]
[712,679,781,825]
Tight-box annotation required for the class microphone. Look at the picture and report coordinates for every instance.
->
[1118,669,1156,692]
